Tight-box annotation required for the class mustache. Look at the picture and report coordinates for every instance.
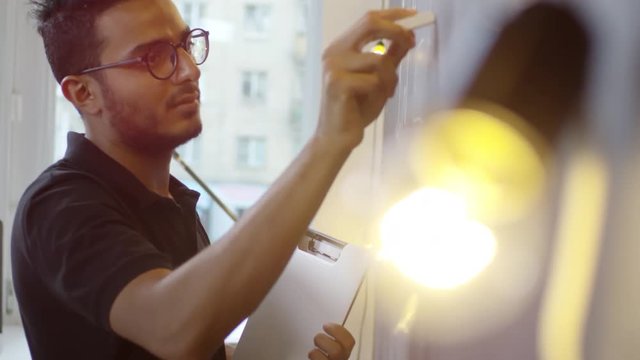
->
[167,83,201,108]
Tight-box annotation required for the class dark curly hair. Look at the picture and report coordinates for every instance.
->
[30,0,128,83]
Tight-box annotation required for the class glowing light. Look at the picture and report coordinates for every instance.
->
[371,41,387,55]
[379,188,497,289]
[410,106,548,223]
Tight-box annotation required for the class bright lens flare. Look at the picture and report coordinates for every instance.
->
[379,188,497,289]
[410,107,547,223]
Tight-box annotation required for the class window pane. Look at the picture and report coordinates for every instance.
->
[242,70,268,102]
[170,0,312,241]
[237,136,267,168]
[244,3,272,36]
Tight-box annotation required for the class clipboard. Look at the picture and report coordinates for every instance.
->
[233,230,371,360]
[171,153,370,359]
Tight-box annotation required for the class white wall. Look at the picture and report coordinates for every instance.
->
[0,0,13,329]
[0,0,58,325]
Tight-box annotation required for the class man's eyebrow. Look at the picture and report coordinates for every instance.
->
[125,27,192,56]
[126,41,159,56]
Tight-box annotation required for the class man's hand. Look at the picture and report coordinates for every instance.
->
[316,8,417,151]
[308,323,356,360]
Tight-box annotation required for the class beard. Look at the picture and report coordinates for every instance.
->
[100,80,202,154]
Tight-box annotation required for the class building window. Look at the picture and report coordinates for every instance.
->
[244,3,272,37]
[177,136,202,165]
[179,1,207,27]
[237,137,267,168]
[242,71,268,103]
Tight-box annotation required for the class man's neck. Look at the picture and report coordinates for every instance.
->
[85,134,174,198]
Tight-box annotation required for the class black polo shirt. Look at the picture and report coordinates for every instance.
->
[11,132,226,359]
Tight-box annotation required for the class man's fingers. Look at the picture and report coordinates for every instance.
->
[323,323,356,353]
[326,9,416,54]
[323,54,398,97]
[325,71,388,99]
[324,52,390,73]
[376,7,418,21]
[314,332,345,359]
[308,348,329,360]
[313,8,417,144]
[320,8,416,103]
[307,325,356,360]
[384,32,417,67]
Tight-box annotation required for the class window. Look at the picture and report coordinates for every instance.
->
[244,3,272,37]
[242,71,268,103]
[176,136,202,165]
[179,1,208,27]
[237,137,267,168]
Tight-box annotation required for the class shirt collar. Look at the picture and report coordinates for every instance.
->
[63,132,200,210]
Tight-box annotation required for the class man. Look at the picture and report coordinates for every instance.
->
[11,0,416,359]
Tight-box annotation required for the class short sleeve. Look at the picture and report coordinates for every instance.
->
[21,176,173,331]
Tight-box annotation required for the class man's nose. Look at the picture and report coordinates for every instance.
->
[173,48,201,83]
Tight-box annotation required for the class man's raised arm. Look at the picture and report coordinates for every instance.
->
[109,9,417,359]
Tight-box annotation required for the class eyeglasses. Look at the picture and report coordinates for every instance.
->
[80,28,210,80]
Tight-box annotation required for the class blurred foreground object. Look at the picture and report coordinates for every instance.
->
[375,3,592,357]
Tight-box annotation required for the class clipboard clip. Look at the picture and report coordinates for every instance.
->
[299,229,347,263]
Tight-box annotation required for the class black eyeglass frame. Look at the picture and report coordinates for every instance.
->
[79,28,210,80]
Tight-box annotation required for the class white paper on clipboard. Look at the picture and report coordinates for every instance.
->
[233,231,371,360]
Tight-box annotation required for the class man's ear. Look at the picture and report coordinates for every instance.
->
[60,75,103,116]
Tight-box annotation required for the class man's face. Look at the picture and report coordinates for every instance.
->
[93,0,202,153]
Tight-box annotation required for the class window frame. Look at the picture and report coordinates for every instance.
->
[236,136,267,169]
[241,70,268,103]
[243,3,273,39]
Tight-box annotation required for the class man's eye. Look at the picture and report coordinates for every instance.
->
[146,51,159,65]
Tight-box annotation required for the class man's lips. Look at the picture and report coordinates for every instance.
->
[172,92,200,107]
[168,84,201,108]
